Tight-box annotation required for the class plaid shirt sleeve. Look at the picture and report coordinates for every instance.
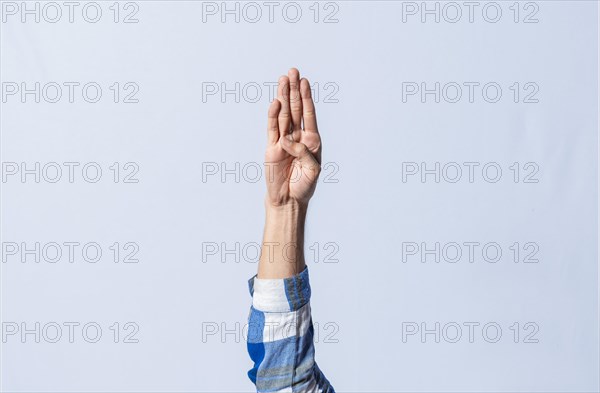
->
[246,267,334,393]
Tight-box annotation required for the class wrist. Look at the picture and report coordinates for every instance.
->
[264,198,308,220]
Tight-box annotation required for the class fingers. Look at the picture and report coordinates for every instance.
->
[288,68,303,131]
[267,99,281,145]
[300,78,318,133]
[280,136,320,178]
[277,76,291,139]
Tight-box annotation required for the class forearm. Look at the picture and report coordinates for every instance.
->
[258,200,307,279]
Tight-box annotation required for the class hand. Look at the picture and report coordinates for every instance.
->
[264,68,321,208]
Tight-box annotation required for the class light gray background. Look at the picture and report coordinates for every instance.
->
[1,1,598,392]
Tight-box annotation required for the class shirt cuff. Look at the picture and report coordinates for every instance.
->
[248,267,311,313]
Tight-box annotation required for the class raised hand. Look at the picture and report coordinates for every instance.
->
[264,68,321,208]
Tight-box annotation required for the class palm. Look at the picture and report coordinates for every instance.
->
[265,131,321,203]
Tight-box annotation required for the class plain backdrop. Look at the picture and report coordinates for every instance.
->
[1,1,598,392]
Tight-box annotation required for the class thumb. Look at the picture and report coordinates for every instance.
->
[280,136,321,176]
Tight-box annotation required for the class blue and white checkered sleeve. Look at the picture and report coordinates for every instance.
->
[246,267,334,393]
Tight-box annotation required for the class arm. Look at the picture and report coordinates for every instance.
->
[246,68,334,392]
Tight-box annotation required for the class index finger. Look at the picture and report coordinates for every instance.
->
[300,78,318,133]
